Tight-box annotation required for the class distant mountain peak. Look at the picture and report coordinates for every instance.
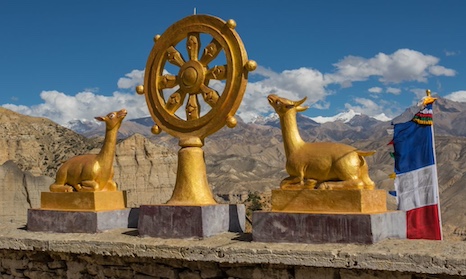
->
[310,109,361,124]
[251,113,279,125]
[64,119,101,134]
[372,113,391,122]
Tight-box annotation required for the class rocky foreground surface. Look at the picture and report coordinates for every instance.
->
[1,222,465,278]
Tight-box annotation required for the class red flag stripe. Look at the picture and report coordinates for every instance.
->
[406,204,442,240]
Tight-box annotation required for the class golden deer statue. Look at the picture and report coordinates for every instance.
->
[267,94,375,190]
[49,109,127,192]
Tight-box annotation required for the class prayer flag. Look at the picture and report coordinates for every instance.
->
[393,102,442,240]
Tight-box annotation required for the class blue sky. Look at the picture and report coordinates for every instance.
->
[1,0,465,125]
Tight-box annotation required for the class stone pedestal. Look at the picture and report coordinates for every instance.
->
[253,189,406,244]
[138,204,245,238]
[27,208,139,233]
[27,191,136,233]
[252,210,406,244]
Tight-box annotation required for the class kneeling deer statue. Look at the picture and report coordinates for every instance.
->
[267,95,375,190]
[50,109,127,192]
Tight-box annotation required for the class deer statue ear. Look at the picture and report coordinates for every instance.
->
[294,96,307,107]
[95,116,105,122]
[296,105,309,112]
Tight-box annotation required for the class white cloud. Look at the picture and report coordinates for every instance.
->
[2,47,459,126]
[386,87,401,95]
[5,65,328,125]
[444,90,466,102]
[344,98,382,116]
[117,69,144,89]
[258,66,330,101]
[444,50,459,57]
[238,66,332,122]
[3,89,149,126]
[329,49,456,85]
[428,65,456,76]
[312,101,330,110]
[368,87,382,93]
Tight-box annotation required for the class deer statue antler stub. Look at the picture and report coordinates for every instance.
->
[49,109,127,192]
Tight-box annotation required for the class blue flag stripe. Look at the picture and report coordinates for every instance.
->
[393,121,434,174]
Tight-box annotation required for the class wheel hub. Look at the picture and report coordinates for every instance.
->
[178,60,205,92]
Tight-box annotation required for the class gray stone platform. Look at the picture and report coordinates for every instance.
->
[252,211,406,244]
[0,222,462,278]
[138,204,245,238]
[27,208,139,233]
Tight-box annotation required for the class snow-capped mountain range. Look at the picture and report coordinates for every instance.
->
[63,97,466,140]
[309,109,391,123]
[65,108,389,136]
[247,109,390,126]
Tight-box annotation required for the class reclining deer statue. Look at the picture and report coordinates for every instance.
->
[49,109,127,192]
[267,94,375,190]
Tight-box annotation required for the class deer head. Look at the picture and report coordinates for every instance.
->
[267,94,309,117]
[95,109,127,131]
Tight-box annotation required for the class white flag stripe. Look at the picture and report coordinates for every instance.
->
[395,164,439,211]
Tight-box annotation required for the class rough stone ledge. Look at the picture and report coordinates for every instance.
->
[0,222,464,277]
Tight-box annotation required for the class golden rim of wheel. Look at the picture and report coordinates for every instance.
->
[137,15,256,145]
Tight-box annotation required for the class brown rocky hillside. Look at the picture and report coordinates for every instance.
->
[0,108,177,222]
[0,107,100,177]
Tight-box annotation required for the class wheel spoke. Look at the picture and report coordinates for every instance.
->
[206,65,227,80]
[200,84,220,107]
[199,39,222,66]
[186,33,200,61]
[186,94,200,120]
[166,46,185,67]
[158,74,178,89]
[165,89,187,115]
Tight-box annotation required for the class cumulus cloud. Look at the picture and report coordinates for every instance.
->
[237,66,332,122]
[386,87,401,95]
[368,87,383,93]
[2,48,459,126]
[312,101,330,110]
[428,65,456,76]
[3,89,149,126]
[344,98,383,116]
[444,90,466,102]
[329,49,456,85]
[117,69,144,89]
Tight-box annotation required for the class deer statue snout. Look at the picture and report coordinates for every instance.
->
[116,109,127,119]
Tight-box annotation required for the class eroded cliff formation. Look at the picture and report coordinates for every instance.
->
[0,161,52,222]
[114,134,177,206]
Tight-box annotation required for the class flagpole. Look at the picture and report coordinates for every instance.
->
[427,89,444,240]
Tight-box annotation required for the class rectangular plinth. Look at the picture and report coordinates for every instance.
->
[41,191,126,211]
[27,208,139,233]
[271,189,387,213]
[138,204,245,238]
[253,210,406,244]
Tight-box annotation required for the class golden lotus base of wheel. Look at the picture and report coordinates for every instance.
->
[166,146,216,205]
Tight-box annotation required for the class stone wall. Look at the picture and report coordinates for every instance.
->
[0,223,465,279]
[0,249,428,279]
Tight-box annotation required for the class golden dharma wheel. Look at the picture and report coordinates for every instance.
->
[138,15,256,146]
